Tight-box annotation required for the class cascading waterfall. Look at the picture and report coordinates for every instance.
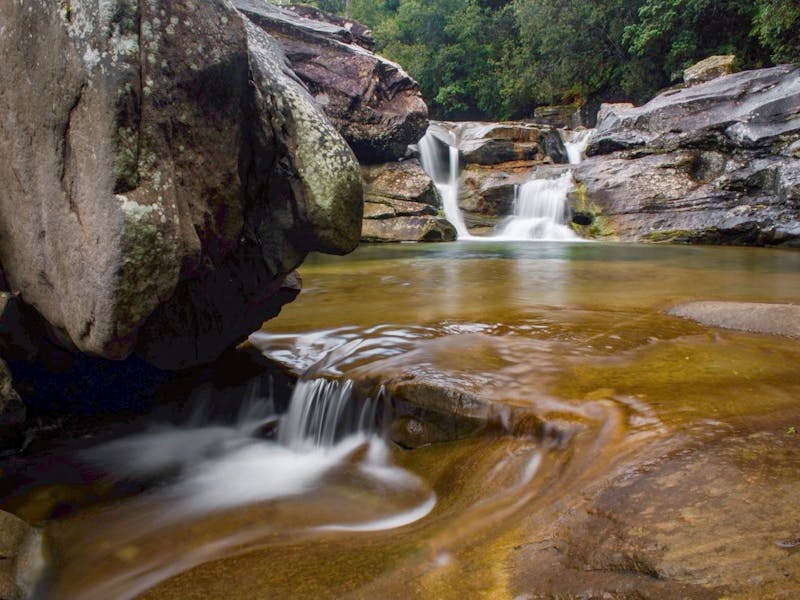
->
[418,128,472,239]
[419,125,593,242]
[493,128,593,241]
[493,172,579,241]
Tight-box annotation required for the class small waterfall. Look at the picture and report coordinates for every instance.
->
[418,128,472,239]
[278,378,381,449]
[562,129,592,165]
[493,172,579,241]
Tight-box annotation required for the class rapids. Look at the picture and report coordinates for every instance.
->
[4,242,800,599]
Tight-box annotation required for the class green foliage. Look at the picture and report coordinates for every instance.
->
[752,0,800,64]
[624,0,767,79]
[294,0,799,120]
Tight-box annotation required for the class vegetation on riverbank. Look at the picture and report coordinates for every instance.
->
[301,0,800,120]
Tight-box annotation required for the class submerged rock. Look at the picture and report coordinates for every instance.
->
[0,0,362,370]
[578,64,800,245]
[668,301,800,338]
[234,1,428,163]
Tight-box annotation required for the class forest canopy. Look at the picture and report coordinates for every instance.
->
[294,0,800,121]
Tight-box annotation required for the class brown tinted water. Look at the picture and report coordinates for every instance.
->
[19,242,800,598]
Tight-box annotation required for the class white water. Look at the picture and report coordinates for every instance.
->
[418,128,472,239]
[563,128,592,165]
[418,125,593,242]
[89,371,434,526]
[493,172,579,241]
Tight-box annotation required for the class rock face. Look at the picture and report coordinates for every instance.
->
[531,104,584,129]
[0,0,363,370]
[360,159,456,242]
[454,121,568,167]
[577,65,800,245]
[235,1,428,163]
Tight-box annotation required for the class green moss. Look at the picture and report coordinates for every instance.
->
[569,181,617,239]
[642,230,694,243]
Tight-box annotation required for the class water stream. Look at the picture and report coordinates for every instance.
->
[5,242,800,598]
[418,126,593,241]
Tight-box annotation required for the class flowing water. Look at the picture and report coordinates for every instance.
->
[419,128,472,239]
[493,172,579,241]
[419,127,593,242]
[6,242,800,598]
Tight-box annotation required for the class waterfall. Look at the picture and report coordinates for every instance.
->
[562,129,592,165]
[278,378,381,449]
[493,172,579,241]
[419,125,594,242]
[418,128,472,239]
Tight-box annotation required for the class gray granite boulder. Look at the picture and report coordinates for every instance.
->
[0,0,363,370]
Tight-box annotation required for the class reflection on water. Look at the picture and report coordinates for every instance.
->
[12,242,800,599]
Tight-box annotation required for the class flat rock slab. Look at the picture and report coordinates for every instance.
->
[668,301,800,338]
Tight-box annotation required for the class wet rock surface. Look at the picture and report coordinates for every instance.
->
[578,65,800,245]
[234,1,427,163]
[0,0,363,370]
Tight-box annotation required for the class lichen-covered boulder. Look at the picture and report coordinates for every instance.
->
[0,0,362,369]
[234,1,428,164]
[683,55,736,85]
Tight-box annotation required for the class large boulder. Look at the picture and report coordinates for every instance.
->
[577,65,800,245]
[235,1,428,163]
[0,0,363,370]
[588,64,800,155]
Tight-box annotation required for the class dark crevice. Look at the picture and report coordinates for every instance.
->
[61,82,87,226]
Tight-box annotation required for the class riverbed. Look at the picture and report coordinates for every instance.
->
[9,241,800,598]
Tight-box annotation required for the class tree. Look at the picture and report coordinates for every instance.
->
[510,0,661,108]
[752,0,800,64]
[624,0,769,79]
